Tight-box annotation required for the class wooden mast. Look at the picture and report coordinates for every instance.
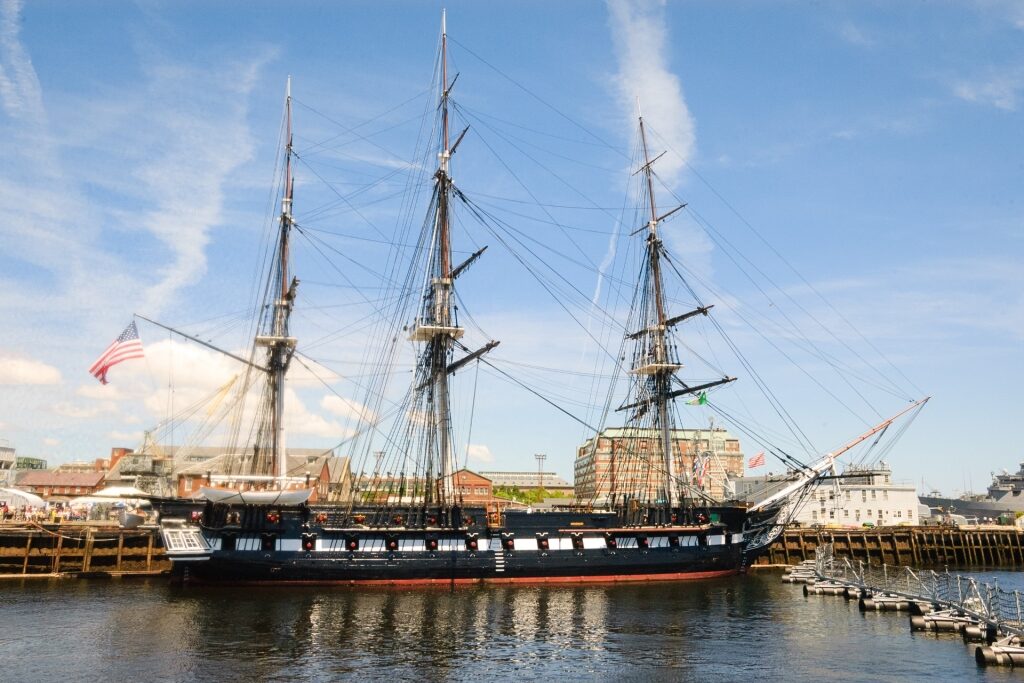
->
[265,76,298,484]
[637,112,682,510]
[406,11,462,508]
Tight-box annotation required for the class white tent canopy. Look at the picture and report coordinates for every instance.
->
[0,487,47,508]
[0,487,46,508]
[69,486,153,507]
[91,486,151,498]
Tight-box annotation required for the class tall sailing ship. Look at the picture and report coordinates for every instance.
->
[157,14,925,584]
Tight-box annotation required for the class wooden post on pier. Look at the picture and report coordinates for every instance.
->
[22,533,32,575]
[53,532,64,574]
[145,533,154,571]
[83,528,94,572]
[116,532,124,571]
[890,533,901,565]
[909,529,920,565]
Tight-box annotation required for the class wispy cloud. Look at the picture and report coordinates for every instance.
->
[838,21,874,48]
[953,67,1024,111]
[606,0,695,186]
[0,354,62,385]
[975,0,1024,30]
[0,0,45,125]
[133,52,275,312]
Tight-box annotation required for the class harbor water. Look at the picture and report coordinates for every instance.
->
[2,571,1022,681]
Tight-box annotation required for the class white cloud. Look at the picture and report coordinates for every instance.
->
[52,401,118,419]
[107,338,349,442]
[42,437,59,446]
[607,0,695,187]
[284,389,349,439]
[838,22,873,47]
[953,68,1024,111]
[77,383,125,400]
[134,52,273,312]
[977,0,1024,30]
[108,430,143,443]
[320,395,376,423]
[0,354,62,385]
[467,443,494,463]
[0,0,46,124]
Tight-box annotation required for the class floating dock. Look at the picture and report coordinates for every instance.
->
[797,542,1024,669]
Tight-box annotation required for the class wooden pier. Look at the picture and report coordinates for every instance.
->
[754,525,1024,568]
[0,524,170,578]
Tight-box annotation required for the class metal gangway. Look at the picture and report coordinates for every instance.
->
[810,543,1024,667]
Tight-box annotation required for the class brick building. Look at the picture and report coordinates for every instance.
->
[16,471,107,499]
[574,427,744,503]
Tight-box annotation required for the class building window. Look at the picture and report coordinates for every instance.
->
[883,490,888,500]
[811,510,817,520]
[867,510,871,517]
[829,510,835,519]
[861,491,867,502]
[844,509,849,518]
[908,509,914,519]
[845,491,851,501]
[878,511,883,519]
[871,490,876,500]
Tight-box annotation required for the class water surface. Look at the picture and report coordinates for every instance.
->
[1,571,1019,681]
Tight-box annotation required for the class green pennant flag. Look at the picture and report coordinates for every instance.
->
[687,391,707,406]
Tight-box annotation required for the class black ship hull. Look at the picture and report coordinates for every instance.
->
[161,504,754,585]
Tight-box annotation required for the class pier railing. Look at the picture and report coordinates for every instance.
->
[814,543,1024,637]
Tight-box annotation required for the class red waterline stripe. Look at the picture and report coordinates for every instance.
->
[188,569,738,587]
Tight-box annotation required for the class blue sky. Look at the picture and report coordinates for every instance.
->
[0,0,1021,496]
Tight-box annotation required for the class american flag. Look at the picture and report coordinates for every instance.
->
[748,451,766,468]
[693,454,710,488]
[89,321,144,384]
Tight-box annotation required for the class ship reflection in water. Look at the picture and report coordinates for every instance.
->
[3,573,1017,681]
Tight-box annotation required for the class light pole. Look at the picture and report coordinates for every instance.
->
[535,453,546,493]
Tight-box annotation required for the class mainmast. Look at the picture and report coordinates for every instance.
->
[258,76,299,484]
[410,11,462,507]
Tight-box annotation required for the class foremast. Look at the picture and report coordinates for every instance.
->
[409,11,462,507]
[256,77,299,484]
[619,114,735,513]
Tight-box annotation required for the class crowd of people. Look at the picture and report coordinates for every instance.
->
[1,502,99,523]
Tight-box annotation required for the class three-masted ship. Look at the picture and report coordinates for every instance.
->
[158,14,921,584]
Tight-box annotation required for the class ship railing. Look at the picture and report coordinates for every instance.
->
[813,543,1024,637]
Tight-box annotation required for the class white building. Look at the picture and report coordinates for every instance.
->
[0,445,15,487]
[734,462,921,528]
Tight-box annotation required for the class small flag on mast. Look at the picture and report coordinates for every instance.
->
[687,391,707,406]
[748,451,766,468]
[89,321,144,384]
